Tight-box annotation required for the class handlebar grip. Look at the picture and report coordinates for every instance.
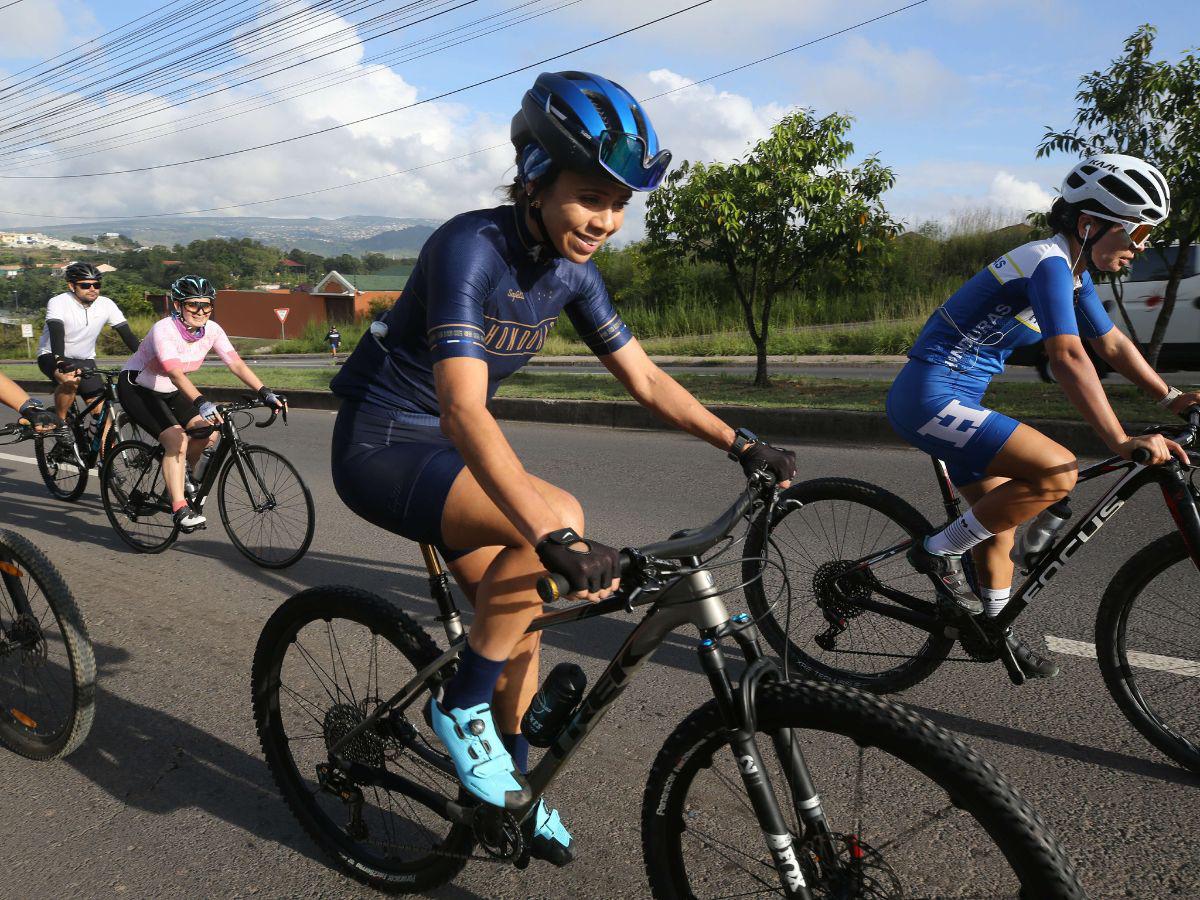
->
[1132,447,1151,465]
[536,573,571,603]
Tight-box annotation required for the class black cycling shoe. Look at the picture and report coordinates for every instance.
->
[1004,627,1060,678]
[907,540,984,616]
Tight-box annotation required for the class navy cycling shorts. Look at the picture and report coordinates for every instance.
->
[885,359,1021,487]
[330,403,473,561]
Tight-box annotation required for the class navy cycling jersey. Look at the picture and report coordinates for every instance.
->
[331,204,632,420]
[907,233,1114,387]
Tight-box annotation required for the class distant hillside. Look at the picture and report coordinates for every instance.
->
[6,215,443,257]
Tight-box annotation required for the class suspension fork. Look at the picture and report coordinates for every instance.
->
[698,625,813,899]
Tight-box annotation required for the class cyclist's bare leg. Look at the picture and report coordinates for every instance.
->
[52,369,80,421]
[181,415,218,470]
[158,424,189,507]
[446,546,543,733]
[440,469,583,730]
[958,478,1016,590]
[967,424,1077,534]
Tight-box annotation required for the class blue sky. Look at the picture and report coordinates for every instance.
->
[0,0,1195,236]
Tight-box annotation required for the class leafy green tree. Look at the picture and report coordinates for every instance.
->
[646,109,898,385]
[1038,24,1200,368]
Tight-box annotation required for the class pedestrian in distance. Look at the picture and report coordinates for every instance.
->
[325,325,341,357]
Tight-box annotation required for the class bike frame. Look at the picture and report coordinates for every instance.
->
[840,452,1200,635]
[323,501,831,898]
[63,371,122,466]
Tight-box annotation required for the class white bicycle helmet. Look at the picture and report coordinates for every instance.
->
[1060,153,1170,225]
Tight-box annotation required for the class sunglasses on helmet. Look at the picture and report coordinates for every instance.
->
[543,96,671,192]
[1086,211,1154,248]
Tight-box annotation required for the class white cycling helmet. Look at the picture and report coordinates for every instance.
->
[1060,153,1170,225]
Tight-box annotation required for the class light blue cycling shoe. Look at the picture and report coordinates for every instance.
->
[428,699,532,810]
[526,799,574,867]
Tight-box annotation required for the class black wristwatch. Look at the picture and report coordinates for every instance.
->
[537,527,584,551]
[727,427,758,461]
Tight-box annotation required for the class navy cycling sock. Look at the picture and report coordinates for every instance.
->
[501,732,530,773]
[439,642,507,713]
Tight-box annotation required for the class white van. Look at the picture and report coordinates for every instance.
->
[1011,244,1200,380]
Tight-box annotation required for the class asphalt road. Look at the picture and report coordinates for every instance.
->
[0,408,1197,898]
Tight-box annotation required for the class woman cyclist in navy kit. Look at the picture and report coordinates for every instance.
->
[887,154,1199,678]
[329,71,795,864]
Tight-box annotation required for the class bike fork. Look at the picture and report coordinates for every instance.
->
[698,629,814,899]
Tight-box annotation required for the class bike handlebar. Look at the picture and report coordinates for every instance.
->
[535,470,775,603]
[1130,406,1200,467]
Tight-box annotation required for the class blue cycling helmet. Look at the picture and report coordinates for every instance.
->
[511,71,671,192]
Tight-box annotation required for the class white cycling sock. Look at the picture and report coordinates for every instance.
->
[980,586,1011,618]
[925,508,994,557]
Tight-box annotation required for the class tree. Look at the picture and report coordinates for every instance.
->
[646,109,897,385]
[1037,25,1200,368]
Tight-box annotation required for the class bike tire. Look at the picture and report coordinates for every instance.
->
[1096,531,1200,773]
[0,529,95,759]
[217,445,315,569]
[100,439,180,554]
[252,586,472,893]
[743,477,953,693]
[34,421,88,502]
[642,679,1084,899]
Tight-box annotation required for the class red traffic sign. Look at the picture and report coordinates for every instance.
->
[274,307,290,323]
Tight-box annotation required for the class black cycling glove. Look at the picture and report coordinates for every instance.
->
[19,399,60,429]
[258,386,285,410]
[535,528,621,595]
[738,438,796,483]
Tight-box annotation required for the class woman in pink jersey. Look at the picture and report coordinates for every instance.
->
[118,276,285,533]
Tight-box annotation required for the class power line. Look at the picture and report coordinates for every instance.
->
[0,0,933,220]
[0,0,717,180]
[0,0,30,12]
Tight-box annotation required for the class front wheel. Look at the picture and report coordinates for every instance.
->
[1096,532,1200,773]
[34,425,88,502]
[642,680,1084,899]
[218,445,315,568]
[0,530,95,759]
[252,587,471,892]
[743,478,953,693]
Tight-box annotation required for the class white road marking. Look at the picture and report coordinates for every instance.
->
[1046,635,1200,678]
[0,452,35,466]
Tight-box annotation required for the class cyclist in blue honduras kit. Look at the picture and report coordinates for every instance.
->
[888,154,1200,678]
[330,71,796,865]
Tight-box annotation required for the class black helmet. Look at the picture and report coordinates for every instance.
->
[64,261,102,283]
[169,275,216,303]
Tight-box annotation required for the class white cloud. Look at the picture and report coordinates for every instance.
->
[804,36,961,117]
[885,160,1059,227]
[0,0,96,60]
[987,170,1053,214]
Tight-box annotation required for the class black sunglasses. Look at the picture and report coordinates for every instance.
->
[74,281,101,289]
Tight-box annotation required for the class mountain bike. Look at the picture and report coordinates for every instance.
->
[251,471,1083,897]
[32,367,145,501]
[0,421,96,759]
[743,408,1200,774]
[98,398,315,567]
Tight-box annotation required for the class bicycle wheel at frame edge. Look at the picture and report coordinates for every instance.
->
[99,439,180,554]
[217,445,315,568]
[641,679,1084,899]
[1096,531,1200,773]
[251,586,472,893]
[34,421,88,501]
[0,529,96,759]
[743,477,953,693]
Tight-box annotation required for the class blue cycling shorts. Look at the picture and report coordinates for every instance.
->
[330,402,473,561]
[885,359,1021,487]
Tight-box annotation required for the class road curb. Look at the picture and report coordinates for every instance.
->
[14,379,1128,456]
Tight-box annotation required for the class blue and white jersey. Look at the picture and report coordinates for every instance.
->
[331,204,632,421]
[907,233,1114,389]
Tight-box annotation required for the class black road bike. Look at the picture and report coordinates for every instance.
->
[251,473,1083,897]
[98,398,315,567]
[33,367,144,501]
[744,409,1200,774]
[0,421,96,759]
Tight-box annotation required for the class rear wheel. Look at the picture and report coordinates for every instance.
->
[743,478,953,693]
[1096,532,1200,773]
[252,587,471,892]
[100,440,179,553]
[642,680,1084,899]
[218,445,315,568]
[0,530,95,759]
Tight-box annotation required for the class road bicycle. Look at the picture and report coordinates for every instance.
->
[0,421,96,759]
[251,471,1083,897]
[743,408,1200,774]
[32,367,145,501]
[98,398,315,567]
